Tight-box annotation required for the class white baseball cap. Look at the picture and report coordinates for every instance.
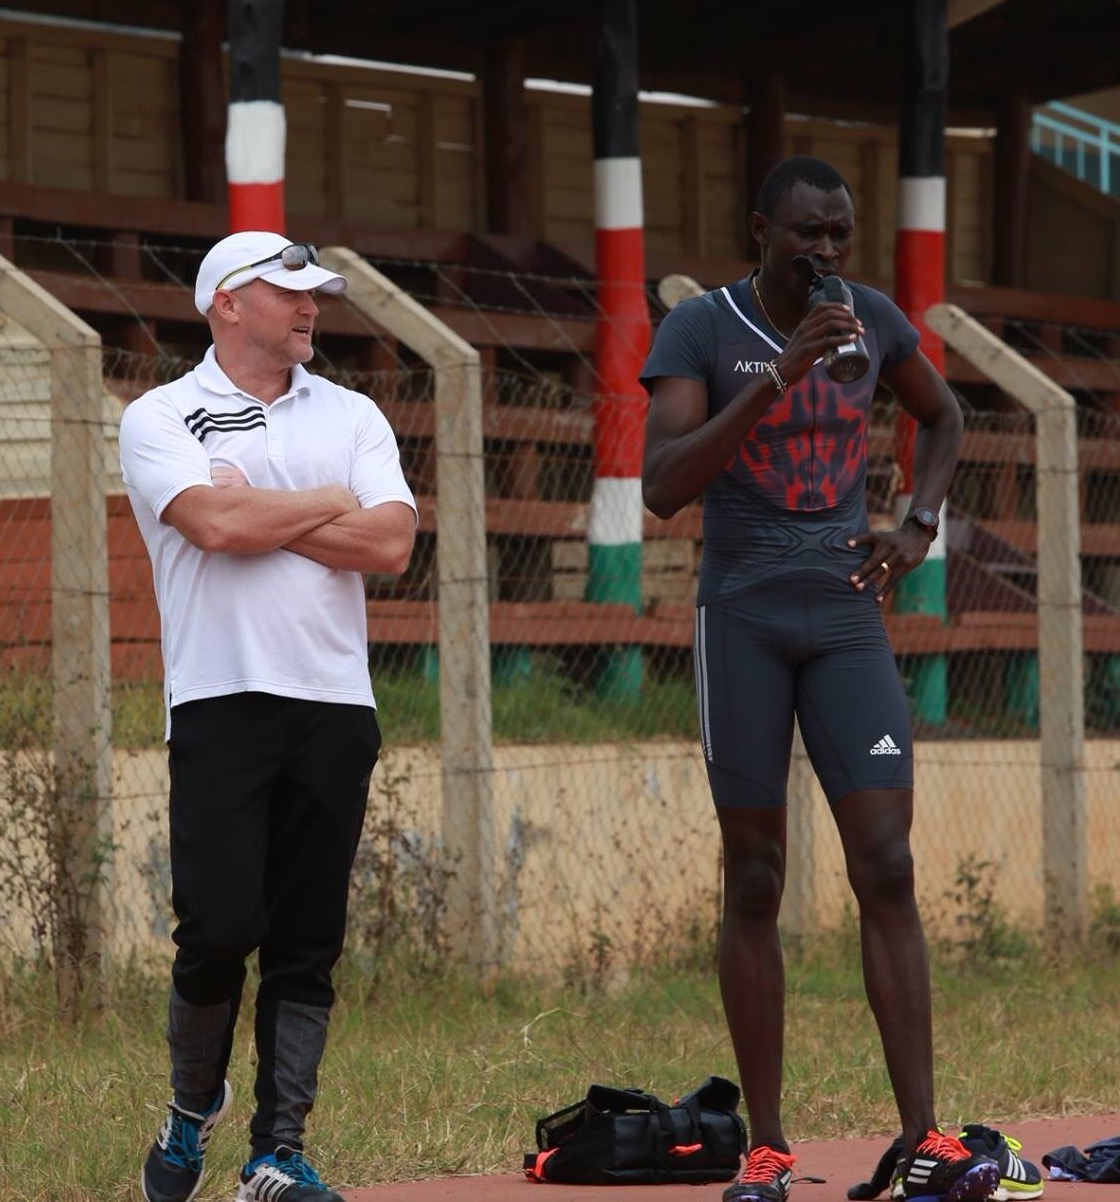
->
[194,230,347,314]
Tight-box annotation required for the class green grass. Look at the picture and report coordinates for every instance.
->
[3,938,1120,1201]
[376,664,700,745]
[111,680,167,747]
[111,668,700,749]
[15,657,1120,748]
[3,650,1118,750]
[0,665,701,750]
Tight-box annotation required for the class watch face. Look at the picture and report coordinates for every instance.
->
[911,507,939,531]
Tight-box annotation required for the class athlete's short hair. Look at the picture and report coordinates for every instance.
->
[755,155,852,217]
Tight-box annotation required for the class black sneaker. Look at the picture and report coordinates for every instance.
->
[897,1130,1000,1201]
[723,1145,797,1202]
[237,1145,344,1200]
[958,1124,1044,1200]
[141,1080,233,1202]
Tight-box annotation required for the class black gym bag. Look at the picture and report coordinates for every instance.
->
[523,1076,746,1185]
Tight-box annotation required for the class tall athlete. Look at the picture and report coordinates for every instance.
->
[640,157,997,1202]
[121,231,417,1202]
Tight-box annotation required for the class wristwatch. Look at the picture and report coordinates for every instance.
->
[905,507,940,537]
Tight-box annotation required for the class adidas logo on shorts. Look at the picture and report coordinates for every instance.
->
[869,734,902,756]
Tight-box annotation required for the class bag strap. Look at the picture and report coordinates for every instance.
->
[585,1084,660,1113]
[649,1095,689,1170]
[663,1076,745,1149]
[671,1077,746,1157]
[678,1075,741,1113]
[523,1148,559,1182]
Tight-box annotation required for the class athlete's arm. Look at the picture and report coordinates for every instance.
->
[881,347,964,520]
[847,348,963,597]
[161,481,360,554]
[641,300,863,519]
[642,374,776,518]
[283,501,416,574]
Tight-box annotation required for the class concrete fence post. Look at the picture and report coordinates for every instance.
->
[926,301,1086,943]
[319,248,498,980]
[0,254,112,1011]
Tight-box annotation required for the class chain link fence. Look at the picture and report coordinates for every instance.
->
[1,231,1120,993]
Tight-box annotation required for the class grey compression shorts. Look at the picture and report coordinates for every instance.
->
[693,570,914,808]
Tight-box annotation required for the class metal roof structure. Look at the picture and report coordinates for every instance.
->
[20,0,1120,123]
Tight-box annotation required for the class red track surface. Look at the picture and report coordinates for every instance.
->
[344,1113,1120,1202]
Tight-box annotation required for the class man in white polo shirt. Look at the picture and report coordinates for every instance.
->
[120,231,417,1202]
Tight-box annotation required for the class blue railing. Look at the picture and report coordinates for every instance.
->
[1031,100,1120,199]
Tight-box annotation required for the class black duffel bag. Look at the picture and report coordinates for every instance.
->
[523,1075,746,1184]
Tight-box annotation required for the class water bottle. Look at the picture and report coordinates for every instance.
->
[794,257,871,383]
[809,274,871,382]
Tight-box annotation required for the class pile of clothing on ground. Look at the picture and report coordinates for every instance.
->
[1040,1136,1120,1184]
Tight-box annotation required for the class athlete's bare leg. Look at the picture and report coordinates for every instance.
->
[833,787,936,1151]
[716,805,789,1152]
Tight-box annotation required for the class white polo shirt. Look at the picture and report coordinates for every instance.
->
[119,348,417,735]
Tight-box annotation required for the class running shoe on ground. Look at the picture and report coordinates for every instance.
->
[958,1124,1044,1200]
[723,1145,797,1202]
[237,1145,344,1201]
[141,1080,233,1202]
[896,1129,1000,1201]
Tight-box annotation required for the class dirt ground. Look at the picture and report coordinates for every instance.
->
[344,1113,1120,1202]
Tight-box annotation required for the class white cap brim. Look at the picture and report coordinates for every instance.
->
[195,254,348,314]
[256,262,347,296]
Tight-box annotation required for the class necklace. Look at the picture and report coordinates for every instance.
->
[752,274,792,341]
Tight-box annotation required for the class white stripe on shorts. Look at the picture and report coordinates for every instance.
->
[693,605,712,760]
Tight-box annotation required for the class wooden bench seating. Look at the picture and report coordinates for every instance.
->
[0,176,1118,398]
[1,495,1119,683]
[975,518,1120,558]
[6,599,1120,683]
[357,600,1120,656]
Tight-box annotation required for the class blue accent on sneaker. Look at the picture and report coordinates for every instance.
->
[141,1080,233,1202]
[236,1145,344,1201]
[948,1162,1002,1202]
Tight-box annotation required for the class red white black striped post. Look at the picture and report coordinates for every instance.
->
[894,0,949,721]
[590,0,650,697]
[895,0,948,460]
[226,0,286,233]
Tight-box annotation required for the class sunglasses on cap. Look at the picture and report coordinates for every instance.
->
[213,242,321,293]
